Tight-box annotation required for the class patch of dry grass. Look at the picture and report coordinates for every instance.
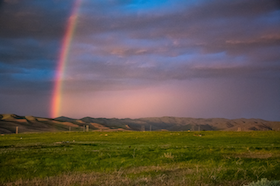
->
[4,164,252,186]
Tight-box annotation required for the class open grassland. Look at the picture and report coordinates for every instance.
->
[0,131,279,185]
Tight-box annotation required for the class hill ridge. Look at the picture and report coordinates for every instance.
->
[1,114,279,134]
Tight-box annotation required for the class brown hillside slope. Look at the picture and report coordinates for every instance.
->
[1,114,279,134]
[0,114,82,134]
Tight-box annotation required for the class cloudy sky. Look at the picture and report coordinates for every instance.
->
[0,0,280,120]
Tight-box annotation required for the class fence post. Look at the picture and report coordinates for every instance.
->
[69,126,71,131]
[86,125,89,132]
[16,126,18,134]
[141,125,145,132]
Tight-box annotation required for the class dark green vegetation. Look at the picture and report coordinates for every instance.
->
[0,131,280,185]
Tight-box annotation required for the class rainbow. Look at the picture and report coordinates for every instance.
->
[51,0,82,118]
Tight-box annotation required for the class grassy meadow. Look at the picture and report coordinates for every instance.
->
[0,131,279,185]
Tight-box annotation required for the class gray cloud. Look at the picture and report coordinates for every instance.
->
[0,0,72,39]
[0,0,279,120]
[72,0,280,67]
[0,0,70,95]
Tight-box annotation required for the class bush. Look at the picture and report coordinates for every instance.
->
[244,178,280,186]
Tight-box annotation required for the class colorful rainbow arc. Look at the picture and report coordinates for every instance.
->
[51,0,82,118]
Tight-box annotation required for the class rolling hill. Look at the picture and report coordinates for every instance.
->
[0,114,279,134]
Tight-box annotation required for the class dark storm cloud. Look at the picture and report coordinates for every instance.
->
[0,0,73,39]
[0,37,57,94]
[0,0,74,96]
[1,0,279,84]
[0,0,73,70]
[0,38,58,66]
[66,0,280,87]
[0,0,280,119]
[74,0,280,56]
[62,55,280,93]
[76,0,280,36]
[0,79,53,95]
[0,0,3,9]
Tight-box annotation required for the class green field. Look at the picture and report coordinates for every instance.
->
[0,131,279,185]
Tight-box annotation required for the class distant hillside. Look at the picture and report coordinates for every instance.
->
[0,114,279,134]
[0,114,130,134]
[73,116,280,131]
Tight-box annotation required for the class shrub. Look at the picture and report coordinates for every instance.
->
[244,178,280,186]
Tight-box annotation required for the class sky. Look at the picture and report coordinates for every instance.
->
[0,0,280,121]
